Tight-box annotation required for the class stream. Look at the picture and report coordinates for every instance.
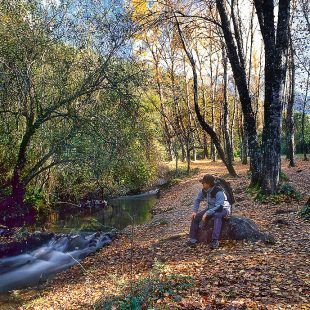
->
[0,190,159,297]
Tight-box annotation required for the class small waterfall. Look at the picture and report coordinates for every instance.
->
[0,232,111,292]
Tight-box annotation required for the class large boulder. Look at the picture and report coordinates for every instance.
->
[197,216,274,244]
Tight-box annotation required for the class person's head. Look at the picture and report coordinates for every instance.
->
[199,174,215,190]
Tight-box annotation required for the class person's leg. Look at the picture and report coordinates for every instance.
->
[188,209,206,242]
[211,209,228,241]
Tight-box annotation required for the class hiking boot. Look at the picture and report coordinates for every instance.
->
[209,240,219,249]
[185,239,197,247]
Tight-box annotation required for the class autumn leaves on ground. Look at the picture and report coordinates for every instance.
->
[18,160,310,309]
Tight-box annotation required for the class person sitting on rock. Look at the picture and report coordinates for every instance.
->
[186,174,231,249]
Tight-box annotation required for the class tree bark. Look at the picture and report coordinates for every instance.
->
[255,0,291,193]
[216,0,261,184]
[285,38,295,167]
[301,72,309,160]
[222,46,234,168]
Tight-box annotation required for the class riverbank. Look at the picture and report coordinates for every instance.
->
[1,159,309,309]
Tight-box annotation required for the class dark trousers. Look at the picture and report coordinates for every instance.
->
[189,208,228,241]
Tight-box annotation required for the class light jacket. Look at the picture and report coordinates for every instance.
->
[193,186,231,216]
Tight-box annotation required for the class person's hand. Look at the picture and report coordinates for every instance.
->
[202,213,208,222]
[191,212,197,220]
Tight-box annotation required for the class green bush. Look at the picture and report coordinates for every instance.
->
[80,218,105,231]
[158,167,199,190]
[299,198,310,220]
[280,171,289,182]
[279,183,301,200]
[253,183,301,204]
[25,189,51,227]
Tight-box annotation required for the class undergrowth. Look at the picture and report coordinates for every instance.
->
[299,198,310,220]
[99,260,195,310]
[161,167,200,189]
[246,182,301,204]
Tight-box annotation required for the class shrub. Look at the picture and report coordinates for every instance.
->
[279,183,301,200]
[280,171,289,182]
[299,198,310,220]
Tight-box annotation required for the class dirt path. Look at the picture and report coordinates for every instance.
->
[4,160,310,309]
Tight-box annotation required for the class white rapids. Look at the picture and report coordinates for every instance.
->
[0,232,111,292]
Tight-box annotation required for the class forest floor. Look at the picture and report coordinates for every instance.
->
[2,159,310,310]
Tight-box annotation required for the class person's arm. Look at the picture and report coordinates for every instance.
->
[205,191,225,216]
[193,190,204,213]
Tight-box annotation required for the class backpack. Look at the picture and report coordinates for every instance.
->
[210,178,235,205]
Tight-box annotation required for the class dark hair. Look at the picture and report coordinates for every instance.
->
[199,174,215,186]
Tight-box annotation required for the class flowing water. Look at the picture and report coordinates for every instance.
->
[0,232,112,292]
[0,190,158,301]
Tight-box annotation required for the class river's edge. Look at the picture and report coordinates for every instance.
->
[1,159,310,309]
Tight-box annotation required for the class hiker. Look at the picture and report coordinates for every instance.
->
[186,174,231,249]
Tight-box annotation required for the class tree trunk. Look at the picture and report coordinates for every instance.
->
[203,134,209,159]
[241,126,248,165]
[155,59,174,162]
[11,125,37,205]
[174,142,179,173]
[301,72,309,160]
[285,39,295,167]
[216,0,261,184]
[196,49,210,160]
[255,0,291,193]
[186,144,191,174]
[222,47,234,168]
[209,37,218,162]
[230,86,237,162]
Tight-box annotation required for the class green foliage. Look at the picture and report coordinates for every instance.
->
[0,1,163,205]
[160,167,200,189]
[254,183,301,204]
[246,180,301,203]
[246,182,260,195]
[279,183,301,200]
[299,199,310,220]
[25,188,51,226]
[280,171,289,182]
[281,112,310,155]
[25,189,45,207]
[80,218,105,231]
[101,261,194,310]
[294,112,310,154]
